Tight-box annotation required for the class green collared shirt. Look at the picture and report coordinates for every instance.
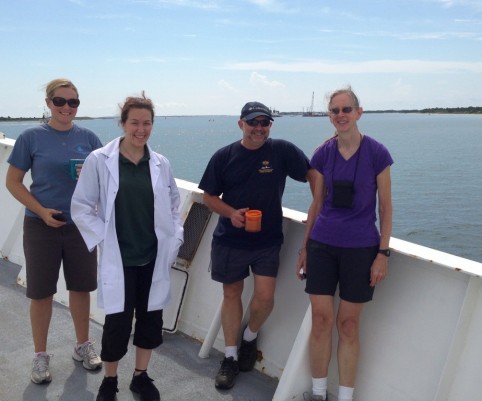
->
[115,146,157,266]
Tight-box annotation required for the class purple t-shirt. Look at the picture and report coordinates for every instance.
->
[309,135,393,248]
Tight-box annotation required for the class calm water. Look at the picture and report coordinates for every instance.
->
[1,113,481,263]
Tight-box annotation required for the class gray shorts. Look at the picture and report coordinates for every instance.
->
[210,242,281,284]
[23,217,97,299]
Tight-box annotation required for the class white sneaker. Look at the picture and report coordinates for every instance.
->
[31,353,52,384]
[72,341,102,370]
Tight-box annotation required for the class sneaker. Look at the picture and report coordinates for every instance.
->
[73,340,102,370]
[214,356,239,389]
[96,376,119,401]
[238,338,258,372]
[129,371,161,401]
[31,353,52,384]
[303,391,327,401]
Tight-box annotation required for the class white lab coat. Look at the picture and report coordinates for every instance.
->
[71,137,184,314]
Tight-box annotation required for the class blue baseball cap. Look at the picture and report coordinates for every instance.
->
[240,101,274,121]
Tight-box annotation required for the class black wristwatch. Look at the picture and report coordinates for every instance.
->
[378,249,391,257]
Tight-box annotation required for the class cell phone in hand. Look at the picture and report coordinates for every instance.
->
[53,213,67,222]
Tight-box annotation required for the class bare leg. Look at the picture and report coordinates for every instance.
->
[103,361,119,377]
[309,295,335,378]
[336,300,364,387]
[221,280,244,346]
[69,290,91,344]
[30,296,54,352]
[246,274,276,333]
[134,347,152,374]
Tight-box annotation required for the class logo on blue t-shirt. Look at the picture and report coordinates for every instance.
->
[258,160,273,174]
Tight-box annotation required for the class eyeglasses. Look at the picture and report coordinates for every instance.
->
[51,97,80,108]
[330,106,353,115]
[244,118,271,127]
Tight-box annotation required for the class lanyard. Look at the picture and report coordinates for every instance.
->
[331,137,362,184]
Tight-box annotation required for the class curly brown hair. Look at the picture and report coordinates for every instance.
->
[120,91,155,124]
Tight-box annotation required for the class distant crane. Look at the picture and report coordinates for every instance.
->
[303,91,324,117]
[308,91,314,114]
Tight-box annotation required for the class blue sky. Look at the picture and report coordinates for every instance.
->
[1,0,482,117]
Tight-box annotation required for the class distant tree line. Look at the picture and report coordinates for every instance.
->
[0,116,94,121]
[1,106,481,121]
[364,106,482,114]
[0,116,40,121]
[420,106,482,114]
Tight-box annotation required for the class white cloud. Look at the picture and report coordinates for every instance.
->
[248,0,275,6]
[218,79,238,92]
[246,0,299,13]
[134,0,219,9]
[68,0,85,5]
[249,72,286,88]
[437,0,482,11]
[125,56,166,64]
[222,60,482,74]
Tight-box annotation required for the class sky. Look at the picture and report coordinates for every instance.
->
[1,0,482,118]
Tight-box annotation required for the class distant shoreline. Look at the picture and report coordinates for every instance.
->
[0,116,98,122]
[1,106,481,121]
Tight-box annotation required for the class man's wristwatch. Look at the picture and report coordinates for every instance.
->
[378,249,391,257]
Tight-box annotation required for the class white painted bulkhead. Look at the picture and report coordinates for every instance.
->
[1,134,481,401]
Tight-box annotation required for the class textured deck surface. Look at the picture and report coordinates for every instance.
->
[0,258,277,401]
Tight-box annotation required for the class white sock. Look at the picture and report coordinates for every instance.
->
[225,346,238,360]
[312,377,327,397]
[338,385,354,401]
[243,325,257,342]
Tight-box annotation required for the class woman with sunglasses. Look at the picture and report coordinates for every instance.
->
[6,78,103,384]
[297,87,393,401]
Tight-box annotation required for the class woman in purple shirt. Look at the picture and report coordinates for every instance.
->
[297,87,393,401]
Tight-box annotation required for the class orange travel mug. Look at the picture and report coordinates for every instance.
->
[245,210,262,232]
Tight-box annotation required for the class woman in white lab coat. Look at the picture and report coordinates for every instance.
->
[71,92,183,401]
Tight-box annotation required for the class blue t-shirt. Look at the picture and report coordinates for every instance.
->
[8,123,102,223]
[199,138,311,249]
[309,135,393,248]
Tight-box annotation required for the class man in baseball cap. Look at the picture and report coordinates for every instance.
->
[240,101,274,121]
[198,100,315,390]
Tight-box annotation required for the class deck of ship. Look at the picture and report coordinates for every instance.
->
[0,258,277,401]
[3,133,482,401]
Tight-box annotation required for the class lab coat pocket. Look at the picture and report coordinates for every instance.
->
[154,187,175,236]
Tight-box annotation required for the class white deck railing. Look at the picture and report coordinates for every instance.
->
[1,135,481,401]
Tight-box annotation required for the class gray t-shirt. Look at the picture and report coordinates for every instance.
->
[8,123,102,223]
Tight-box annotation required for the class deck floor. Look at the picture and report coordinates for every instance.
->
[0,258,278,401]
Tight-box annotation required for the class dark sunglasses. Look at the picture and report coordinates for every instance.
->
[244,118,271,127]
[51,97,80,108]
[330,106,353,115]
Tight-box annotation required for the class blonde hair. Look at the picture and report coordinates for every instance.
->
[44,78,79,99]
[327,86,360,110]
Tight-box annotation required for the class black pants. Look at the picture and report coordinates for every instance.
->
[100,260,164,362]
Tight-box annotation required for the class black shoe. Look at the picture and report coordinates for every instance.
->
[96,376,119,401]
[214,357,239,389]
[238,338,258,372]
[129,371,161,401]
